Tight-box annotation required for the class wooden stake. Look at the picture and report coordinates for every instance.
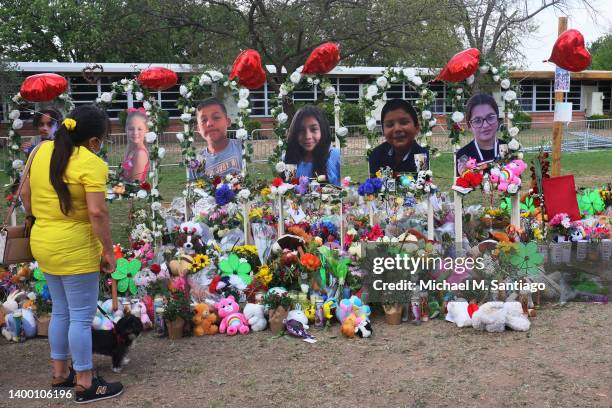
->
[454,191,463,250]
[551,16,568,177]
[339,196,344,249]
[243,201,250,245]
[334,95,341,148]
[111,279,118,312]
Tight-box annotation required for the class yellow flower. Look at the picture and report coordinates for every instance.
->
[375,170,382,178]
[191,254,210,272]
[62,118,77,131]
[255,265,272,285]
[195,180,205,189]
[493,241,516,257]
[533,227,543,240]
[260,187,271,199]
[249,208,263,220]
[235,245,258,257]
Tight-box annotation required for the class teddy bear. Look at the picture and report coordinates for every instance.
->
[176,221,205,255]
[471,301,530,332]
[490,159,527,193]
[215,295,249,336]
[169,254,194,277]
[341,314,357,338]
[192,303,218,336]
[243,303,267,332]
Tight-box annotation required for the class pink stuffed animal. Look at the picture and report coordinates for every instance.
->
[489,159,527,192]
[215,295,250,336]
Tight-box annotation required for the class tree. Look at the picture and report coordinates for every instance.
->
[447,0,596,66]
[0,0,189,62]
[144,0,461,115]
[589,33,612,70]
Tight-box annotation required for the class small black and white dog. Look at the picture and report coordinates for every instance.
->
[92,314,143,372]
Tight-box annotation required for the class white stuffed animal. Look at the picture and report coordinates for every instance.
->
[2,290,26,313]
[445,301,472,328]
[285,306,309,329]
[503,301,531,331]
[471,301,506,333]
[243,303,267,332]
[471,301,530,332]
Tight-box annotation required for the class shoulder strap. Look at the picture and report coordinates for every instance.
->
[3,141,49,227]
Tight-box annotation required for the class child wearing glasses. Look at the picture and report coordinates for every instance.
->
[456,93,507,176]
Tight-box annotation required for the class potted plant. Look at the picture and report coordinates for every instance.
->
[263,291,293,334]
[35,292,52,337]
[163,291,193,340]
[383,301,403,325]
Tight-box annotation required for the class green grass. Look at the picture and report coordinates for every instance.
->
[2,150,610,245]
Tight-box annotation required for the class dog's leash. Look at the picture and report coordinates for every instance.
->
[96,304,126,345]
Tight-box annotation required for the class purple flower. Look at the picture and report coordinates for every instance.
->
[296,176,309,195]
[189,159,201,169]
[215,184,235,206]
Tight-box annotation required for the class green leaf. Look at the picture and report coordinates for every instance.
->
[111,269,127,280]
[35,281,45,294]
[128,279,138,295]
[236,262,251,274]
[117,278,129,293]
[219,259,232,274]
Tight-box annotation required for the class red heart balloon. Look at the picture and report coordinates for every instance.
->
[229,49,267,90]
[546,29,591,72]
[435,48,481,82]
[137,67,178,91]
[467,303,479,318]
[20,73,68,102]
[302,42,340,75]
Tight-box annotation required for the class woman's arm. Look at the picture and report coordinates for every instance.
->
[20,177,32,215]
[85,192,113,255]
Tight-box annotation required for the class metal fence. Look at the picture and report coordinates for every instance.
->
[1,119,611,171]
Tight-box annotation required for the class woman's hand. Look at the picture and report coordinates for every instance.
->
[100,251,116,274]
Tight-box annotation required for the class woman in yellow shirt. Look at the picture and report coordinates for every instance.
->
[21,104,123,403]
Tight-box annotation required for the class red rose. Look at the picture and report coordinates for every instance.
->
[5,194,14,202]
[212,176,222,186]
[291,178,299,185]
[150,263,161,274]
[140,181,151,192]
[272,177,284,187]
[456,177,470,188]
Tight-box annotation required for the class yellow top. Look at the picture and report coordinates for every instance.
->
[29,142,108,275]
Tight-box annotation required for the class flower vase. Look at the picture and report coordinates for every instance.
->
[383,304,403,325]
[166,317,185,340]
[37,314,50,337]
[599,239,612,261]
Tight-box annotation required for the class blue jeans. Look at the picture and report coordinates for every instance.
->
[44,272,99,372]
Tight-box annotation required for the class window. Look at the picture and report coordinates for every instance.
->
[534,80,552,111]
[428,82,447,113]
[598,80,611,112]
[566,82,581,111]
[517,80,534,111]
[337,77,360,100]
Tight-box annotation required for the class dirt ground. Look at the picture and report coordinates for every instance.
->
[1,302,610,408]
